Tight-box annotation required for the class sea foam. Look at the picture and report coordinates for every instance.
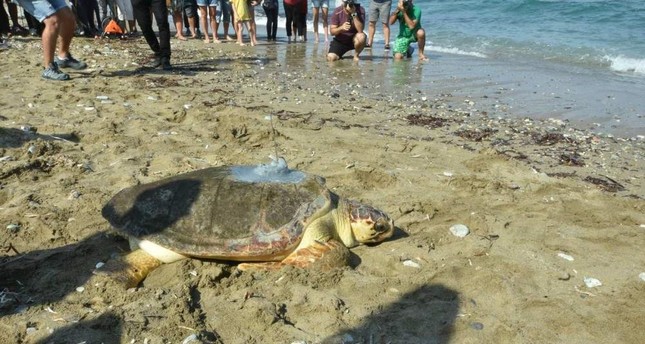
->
[605,55,645,75]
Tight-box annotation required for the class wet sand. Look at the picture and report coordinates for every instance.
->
[1,35,644,343]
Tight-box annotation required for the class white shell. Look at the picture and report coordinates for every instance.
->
[403,260,421,268]
[449,224,470,238]
[639,272,645,282]
[583,277,602,288]
[557,252,574,261]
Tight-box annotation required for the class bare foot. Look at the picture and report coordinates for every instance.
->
[239,42,247,46]
[353,55,360,62]
[419,54,429,61]
[225,35,234,41]
[203,38,211,43]
[176,34,187,41]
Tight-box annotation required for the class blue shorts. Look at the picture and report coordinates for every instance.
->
[14,0,69,22]
[311,0,329,8]
[197,0,217,6]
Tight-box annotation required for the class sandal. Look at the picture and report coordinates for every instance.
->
[384,44,390,50]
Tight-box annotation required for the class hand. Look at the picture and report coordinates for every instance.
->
[342,21,352,31]
[397,0,405,11]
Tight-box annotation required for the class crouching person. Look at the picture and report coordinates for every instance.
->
[389,0,427,61]
[327,0,366,62]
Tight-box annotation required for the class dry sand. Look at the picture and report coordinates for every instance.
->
[1,35,644,344]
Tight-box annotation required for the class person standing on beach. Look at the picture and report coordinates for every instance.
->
[366,0,391,50]
[327,0,366,62]
[219,0,234,41]
[197,0,220,43]
[261,0,279,41]
[311,0,329,43]
[13,0,88,80]
[283,0,301,43]
[230,0,256,46]
[132,0,172,69]
[389,0,426,60]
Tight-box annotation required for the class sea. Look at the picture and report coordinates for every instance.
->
[256,1,645,137]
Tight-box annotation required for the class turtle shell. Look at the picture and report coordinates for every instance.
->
[102,166,333,261]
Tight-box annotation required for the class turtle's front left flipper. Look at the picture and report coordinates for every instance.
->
[238,240,350,271]
[95,249,162,289]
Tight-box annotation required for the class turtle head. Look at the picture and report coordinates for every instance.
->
[346,200,394,245]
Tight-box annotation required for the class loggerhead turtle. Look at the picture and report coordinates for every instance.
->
[101,162,394,288]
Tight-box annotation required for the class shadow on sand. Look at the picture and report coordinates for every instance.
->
[323,284,460,344]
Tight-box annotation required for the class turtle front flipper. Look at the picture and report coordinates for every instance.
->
[99,249,162,288]
[238,240,350,271]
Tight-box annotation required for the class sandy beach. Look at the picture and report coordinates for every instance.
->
[1,34,644,343]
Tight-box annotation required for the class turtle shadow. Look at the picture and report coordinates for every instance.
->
[322,284,460,343]
[0,232,121,317]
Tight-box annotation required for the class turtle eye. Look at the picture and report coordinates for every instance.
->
[374,223,388,233]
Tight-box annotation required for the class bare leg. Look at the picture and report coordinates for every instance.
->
[353,32,366,61]
[174,12,187,40]
[56,8,76,59]
[322,7,328,42]
[41,14,62,67]
[312,7,319,42]
[199,7,209,42]
[383,22,390,47]
[416,28,427,60]
[367,21,375,46]
[209,7,220,42]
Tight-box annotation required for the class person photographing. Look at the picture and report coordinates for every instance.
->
[389,0,427,60]
[327,0,366,62]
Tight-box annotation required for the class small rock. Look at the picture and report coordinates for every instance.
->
[95,262,105,269]
[557,272,571,281]
[26,327,37,335]
[639,272,645,282]
[449,224,470,238]
[6,223,20,232]
[470,322,484,330]
[583,277,602,288]
[181,334,198,344]
[76,286,85,293]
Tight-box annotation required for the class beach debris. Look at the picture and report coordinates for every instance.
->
[456,128,497,142]
[6,224,20,232]
[0,156,13,162]
[639,272,645,282]
[449,224,470,238]
[470,322,484,330]
[96,95,109,100]
[402,260,421,268]
[557,252,574,261]
[76,286,85,293]
[558,272,571,281]
[25,327,37,335]
[181,334,198,344]
[406,114,448,128]
[68,190,81,200]
[559,152,585,166]
[443,171,453,177]
[27,145,36,155]
[583,175,625,192]
[583,277,602,288]
[95,262,105,269]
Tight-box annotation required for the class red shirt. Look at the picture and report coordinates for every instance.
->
[330,4,365,46]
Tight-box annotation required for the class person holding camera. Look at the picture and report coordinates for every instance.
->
[327,0,366,62]
[389,0,427,60]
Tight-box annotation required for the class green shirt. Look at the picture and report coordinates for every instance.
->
[396,5,422,39]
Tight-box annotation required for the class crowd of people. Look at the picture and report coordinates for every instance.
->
[1,0,426,80]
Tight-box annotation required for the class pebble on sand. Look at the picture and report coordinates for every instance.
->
[639,272,645,282]
[450,224,470,238]
[583,277,602,288]
[557,252,574,261]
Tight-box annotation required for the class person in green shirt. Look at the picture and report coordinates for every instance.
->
[389,0,427,60]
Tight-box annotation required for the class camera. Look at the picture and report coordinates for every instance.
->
[402,0,410,7]
[344,0,356,7]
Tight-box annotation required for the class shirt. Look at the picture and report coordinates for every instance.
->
[330,4,366,46]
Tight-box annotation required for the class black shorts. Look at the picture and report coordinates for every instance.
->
[329,38,355,58]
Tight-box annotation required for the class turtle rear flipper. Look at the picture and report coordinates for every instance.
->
[237,240,350,271]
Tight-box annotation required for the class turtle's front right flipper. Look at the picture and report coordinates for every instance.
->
[237,240,350,271]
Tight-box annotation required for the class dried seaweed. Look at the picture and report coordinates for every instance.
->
[531,132,574,146]
[559,153,585,166]
[583,176,625,192]
[406,114,448,129]
[455,128,497,142]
